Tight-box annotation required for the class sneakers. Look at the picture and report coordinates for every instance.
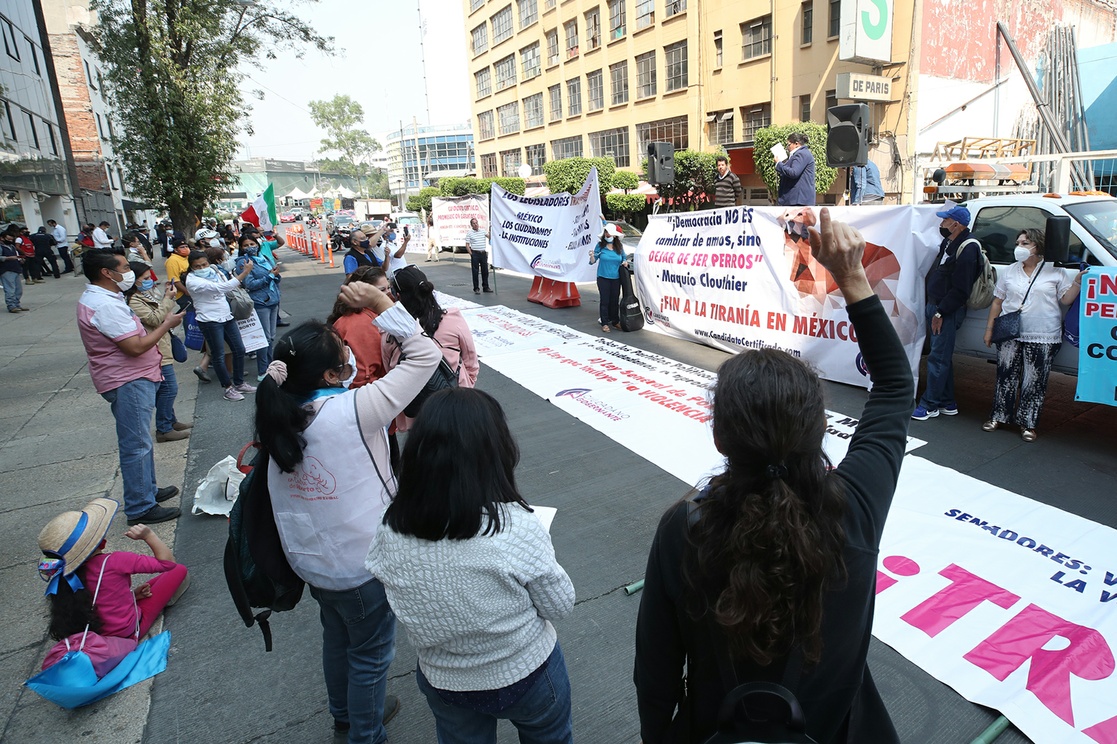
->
[156,429,190,443]
[193,366,211,383]
[155,485,179,503]
[234,382,257,393]
[483,288,494,293]
[940,403,959,416]
[911,405,939,421]
[127,504,181,526]
[224,386,245,401]
[473,288,481,294]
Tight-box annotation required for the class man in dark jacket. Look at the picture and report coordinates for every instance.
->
[913,205,979,420]
[30,227,61,279]
[712,156,744,208]
[775,132,817,206]
[156,223,185,258]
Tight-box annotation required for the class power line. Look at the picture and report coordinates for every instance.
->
[243,74,313,114]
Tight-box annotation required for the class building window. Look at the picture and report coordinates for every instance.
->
[495,54,517,91]
[45,122,58,155]
[565,19,579,58]
[664,41,687,92]
[552,135,583,160]
[713,30,722,68]
[27,39,39,75]
[2,20,19,61]
[84,60,96,88]
[500,148,522,176]
[636,0,654,30]
[567,77,582,115]
[546,29,559,66]
[549,84,562,121]
[498,101,520,135]
[471,0,486,11]
[587,69,604,111]
[478,110,495,140]
[475,68,492,99]
[801,1,813,44]
[585,7,600,51]
[519,0,538,28]
[708,111,733,145]
[1,101,15,140]
[741,16,772,60]
[742,103,771,142]
[525,143,546,174]
[545,0,556,9]
[609,61,628,105]
[524,93,544,128]
[492,5,514,45]
[24,111,39,149]
[96,112,106,139]
[825,88,837,111]
[471,24,489,55]
[521,42,541,80]
[665,0,686,17]
[590,126,630,166]
[608,0,626,39]
[799,94,811,122]
[635,51,656,98]
[637,115,688,155]
[481,152,498,177]
[828,0,840,38]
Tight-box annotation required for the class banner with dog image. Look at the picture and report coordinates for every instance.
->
[489,168,603,283]
[632,205,944,388]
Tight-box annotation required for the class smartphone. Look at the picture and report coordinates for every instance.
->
[403,226,410,237]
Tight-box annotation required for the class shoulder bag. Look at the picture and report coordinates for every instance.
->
[990,261,1043,345]
[392,332,461,418]
[227,284,255,320]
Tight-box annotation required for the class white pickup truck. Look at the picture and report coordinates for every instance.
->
[956,193,1117,374]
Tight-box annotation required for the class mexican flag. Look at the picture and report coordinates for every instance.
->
[241,184,277,231]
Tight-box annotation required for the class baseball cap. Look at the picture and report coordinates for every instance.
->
[935,205,971,225]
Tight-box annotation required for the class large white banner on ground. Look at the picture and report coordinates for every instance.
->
[489,168,602,282]
[432,195,489,248]
[633,205,942,388]
[876,457,1117,743]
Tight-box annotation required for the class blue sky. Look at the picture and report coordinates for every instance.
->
[236,0,470,160]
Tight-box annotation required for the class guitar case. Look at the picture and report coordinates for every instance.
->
[618,264,644,332]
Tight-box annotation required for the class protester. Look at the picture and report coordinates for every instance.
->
[328,266,389,389]
[256,284,442,743]
[635,209,911,743]
[17,226,41,283]
[236,235,282,381]
[465,218,492,294]
[125,261,191,443]
[913,205,979,420]
[382,265,479,433]
[425,215,439,262]
[367,388,576,744]
[47,219,75,273]
[183,250,255,402]
[76,250,183,525]
[589,223,630,332]
[343,229,381,276]
[92,221,114,250]
[1,228,27,311]
[164,238,191,303]
[382,226,411,276]
[982,228,1083,441]
[850,161,885,205]
[38,498,189,673]
[31,225,61,278]
[775,132,818,207]
[156,223,185,258]
[713,155,744,208]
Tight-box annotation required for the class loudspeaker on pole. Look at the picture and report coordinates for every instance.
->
[826,104,870,167]
[647,142,675,185]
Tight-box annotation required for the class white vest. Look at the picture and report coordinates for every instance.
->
[269,393,392,591]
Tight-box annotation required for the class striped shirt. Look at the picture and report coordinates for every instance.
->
[465,229,488,253]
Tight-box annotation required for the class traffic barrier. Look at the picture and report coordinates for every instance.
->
[527,276,546,303]
[543,279,581,308]
[327,241,334,268]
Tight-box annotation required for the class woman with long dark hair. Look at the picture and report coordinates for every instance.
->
[255,283,441,744]
[635,210,913,743]
[183,250,254,401]
[589,223,629,332]
[367,388,575,743]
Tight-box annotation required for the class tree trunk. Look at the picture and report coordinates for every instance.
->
[169,201,194,235]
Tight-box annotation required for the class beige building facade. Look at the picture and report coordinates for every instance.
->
[464,0,917,203]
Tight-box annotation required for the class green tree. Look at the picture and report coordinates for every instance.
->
[541,157,617,194]
[90,0,330,230]
[308,95,381,196]
[640,150,720,212]
[407,186,442,213]
[752,123,838,201]
[605,193,646,220]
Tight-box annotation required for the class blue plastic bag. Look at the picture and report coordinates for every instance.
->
[24,631,171,709]
[184,310,204,351]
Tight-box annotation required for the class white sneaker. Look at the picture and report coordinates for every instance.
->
[224,386,245,401]
[234,382,257,393]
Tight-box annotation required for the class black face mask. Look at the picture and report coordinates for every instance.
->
[939,226,952,239]
[359,240,371,249]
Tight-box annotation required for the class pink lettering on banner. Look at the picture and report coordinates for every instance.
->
[963,604,1115,726]
[901,564,1020,637]
[1083,713,1117,743]
[875,554,921,593]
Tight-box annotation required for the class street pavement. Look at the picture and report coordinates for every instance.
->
[1,239,1114,743]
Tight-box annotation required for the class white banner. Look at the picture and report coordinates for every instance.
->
[237,309,268,353]
[877,457,1117,743]
[633,205,942,388]
[489,168,603,282]
[432,195,489,248]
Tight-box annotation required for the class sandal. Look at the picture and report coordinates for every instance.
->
[981,420,1000,432]
[1021,429,1037,443]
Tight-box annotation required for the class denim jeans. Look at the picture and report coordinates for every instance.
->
[1,270,22,309]
[198,319,245,388]
[919,302,966,411]
[101,378,158,518]
[309,578,397,744]
[254,303,279,376]
[415,643,574,744]
[155,364,179,433]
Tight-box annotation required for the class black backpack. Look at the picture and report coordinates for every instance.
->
[223,444,305,652]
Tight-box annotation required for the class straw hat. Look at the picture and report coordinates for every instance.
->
[38,498,118,576]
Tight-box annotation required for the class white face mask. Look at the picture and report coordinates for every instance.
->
[114,270,136,292]
[209,238,222,248]
[1014,246,1033,262]
[339,347,357,389]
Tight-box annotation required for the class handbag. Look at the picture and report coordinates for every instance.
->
[227,286,255,320]
[169,332,188,363]
[394,334,461,418]
[183,310,204,351]
[990,261,1043,345]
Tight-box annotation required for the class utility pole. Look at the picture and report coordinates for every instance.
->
[412,116,424,195]
[417,0,432,125]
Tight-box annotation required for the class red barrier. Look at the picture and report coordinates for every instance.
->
[527,276,546,303]
[527,277,580,308]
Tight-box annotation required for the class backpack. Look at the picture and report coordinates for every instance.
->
[961,238,997,310]
[223,443,305,652]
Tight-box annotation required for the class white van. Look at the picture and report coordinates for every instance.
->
[957,193,1117,374]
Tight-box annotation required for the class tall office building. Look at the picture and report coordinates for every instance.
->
[385,121,476,204]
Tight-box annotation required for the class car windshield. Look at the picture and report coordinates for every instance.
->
[334,217,355,225]
[612,221,643,237]
[1062,200,1117,259]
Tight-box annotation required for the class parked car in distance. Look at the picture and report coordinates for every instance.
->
[279,211,297,223]
[610,220,643,253]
